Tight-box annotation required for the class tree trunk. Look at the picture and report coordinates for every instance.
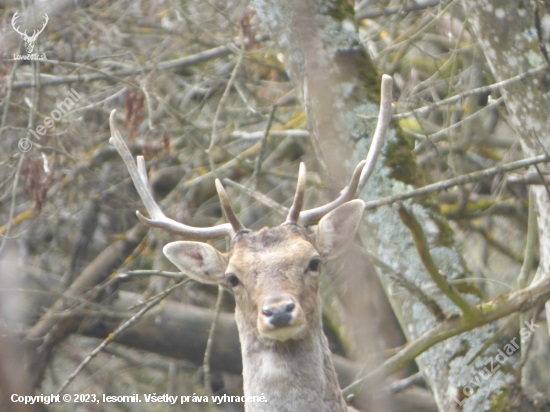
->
[462,0,550,400]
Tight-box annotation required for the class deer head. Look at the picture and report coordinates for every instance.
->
[109,74,392,410]
[12,11,49,54]
[163,186,366,343]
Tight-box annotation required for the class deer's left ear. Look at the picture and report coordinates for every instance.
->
[163,241,228,284]
[313,199,365,258]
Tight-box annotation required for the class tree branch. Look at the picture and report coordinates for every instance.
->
[364,154,550,210]
[397,204,480,320]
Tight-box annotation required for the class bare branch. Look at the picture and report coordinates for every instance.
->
[394,64,548,120]
[55,278,191,395]
[343,276,550,398]
[11,35,268,89]
[353,244,446,321]
[253,105,277,190]
[397,204,480,320]
[356,0,440,20]
[364,154,550,210]
[222,178,288,217]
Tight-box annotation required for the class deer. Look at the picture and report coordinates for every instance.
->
[11,10,49,54]
[109,75,393,412]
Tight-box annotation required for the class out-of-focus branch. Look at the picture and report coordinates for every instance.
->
[356,0,440,20]
[518,188,538,289]
[397,204,480,320]
[394,64,548,120]
[11,36,268,89]
[24,223,148,390]
[364,154,550,210]
[353,244,446,321]
[343,275,550,398]
[55,279,191,395]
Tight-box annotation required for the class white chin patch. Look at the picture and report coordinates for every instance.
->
[260,324,305,341]
[258,351,287,381]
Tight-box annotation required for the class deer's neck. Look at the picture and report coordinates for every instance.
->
[236,308,347,412]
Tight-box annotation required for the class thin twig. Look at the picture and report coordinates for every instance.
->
[222,178,289,217]
[207,30,246,174]
[0,60,37,253]
[363,154,550,210]
[55,278,191,395]
[252,105,277,191]
[117,270,185,280]
[470,220,526,265]
[394,63,548,120]
[380,0,454,59]
[203,285,225,397]
[353,244,446,321]
[356,0,440,19]
[0,60,20,138]
[11,36,268,89]
[532,130,550,200]
[517,188,537,289]
[230,129,309,140]
[385,372,425,395]
[182,142,261,188]
[412,96,504,154]
[0,155,24,254]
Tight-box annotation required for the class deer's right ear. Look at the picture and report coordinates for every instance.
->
[163,241,228,284]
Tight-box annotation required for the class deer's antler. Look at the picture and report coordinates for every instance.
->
[288,74,393,227]
[109,110,235,240]
[29,13,49,41]
[11,11,48,39]
[286,162,306,224]
[111,74,392,236]
[11,11,26,37]
[215,179,246,233]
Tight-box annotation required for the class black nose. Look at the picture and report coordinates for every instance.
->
[262,302,295,327]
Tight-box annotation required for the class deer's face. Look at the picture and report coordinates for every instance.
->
[163,200,364,343]
[23,37,36,54]
[226,225,322,341]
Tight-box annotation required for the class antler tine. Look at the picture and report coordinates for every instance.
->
[298,160,366,226]
[286,162,306,223]
[356,74,393,196]
[298,74,393,226]
[109,109,233,240]
[11,11,25,35]
[29,13,48,39]
[136,156,149,185]
[215,179,246,233]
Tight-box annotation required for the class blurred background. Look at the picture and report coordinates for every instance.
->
[0,0,546,411]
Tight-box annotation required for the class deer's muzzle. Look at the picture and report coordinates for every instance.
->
[257,294,306,341]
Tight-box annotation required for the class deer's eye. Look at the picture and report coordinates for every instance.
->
[306,258,323,273]
[227,274,241,288]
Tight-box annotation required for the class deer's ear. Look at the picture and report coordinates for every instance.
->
[163,241,228,284]
[313,199,365,258]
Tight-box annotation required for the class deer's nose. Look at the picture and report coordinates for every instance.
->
[261,295,297,328]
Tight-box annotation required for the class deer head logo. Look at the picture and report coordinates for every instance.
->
[11,11,49,54]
